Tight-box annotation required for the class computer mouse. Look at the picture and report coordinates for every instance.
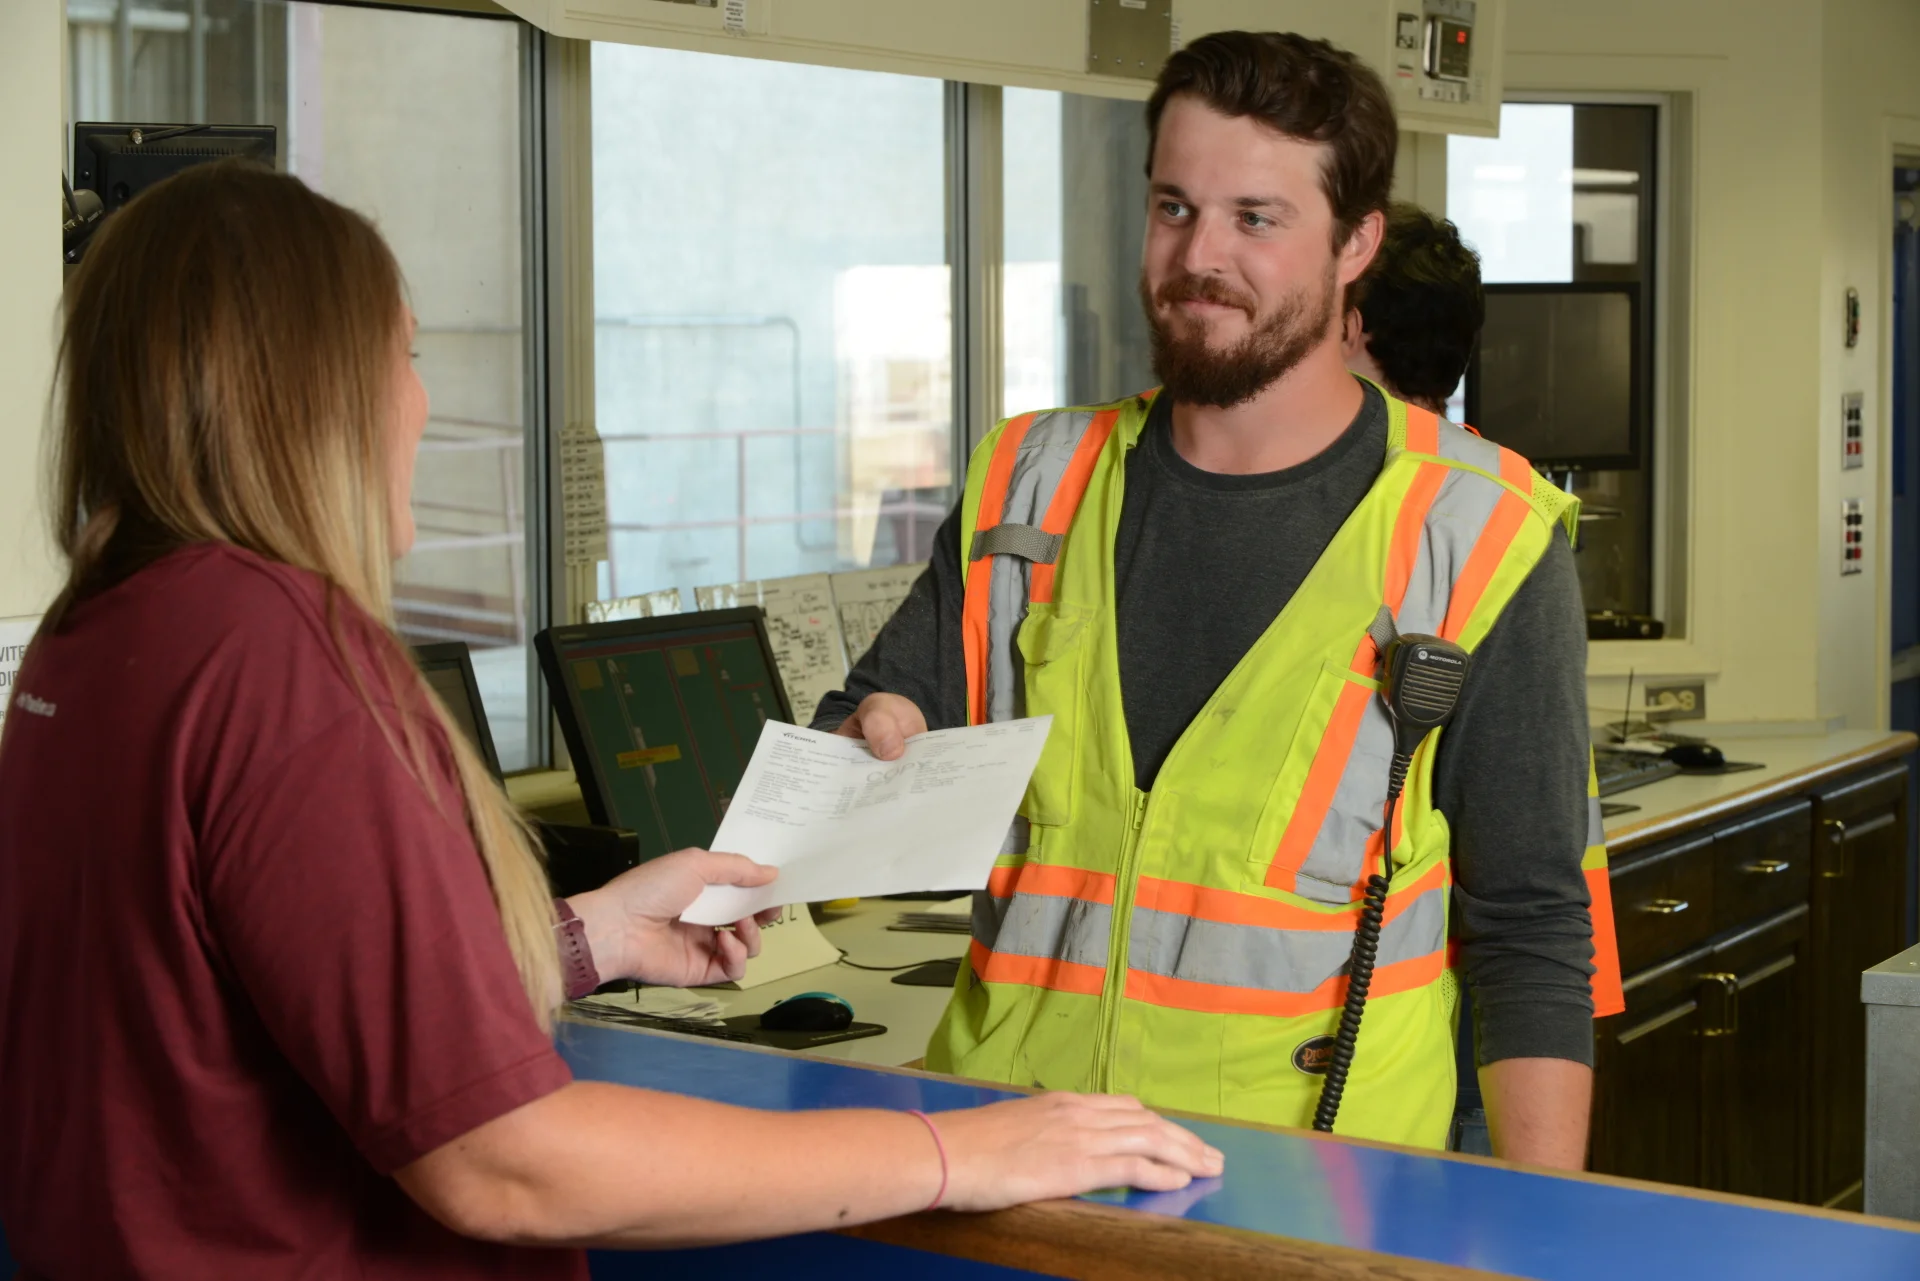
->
[759,992,854,1032]
[1665,742,1725,770]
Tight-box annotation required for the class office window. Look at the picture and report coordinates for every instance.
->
[590,44,951,601]
[1002,87,1153,417]
[1449,102,1664,626]
[64,1,539,766]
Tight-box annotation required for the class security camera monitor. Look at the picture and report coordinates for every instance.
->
[413,642,503,783]
[536,608,793,859]
[73,123,277,214]
[1466,282,1646,472]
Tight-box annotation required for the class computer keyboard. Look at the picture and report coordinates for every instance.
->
[1593,748,1683,797]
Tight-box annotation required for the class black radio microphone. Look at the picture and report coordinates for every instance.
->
[1312,625,1471,1135]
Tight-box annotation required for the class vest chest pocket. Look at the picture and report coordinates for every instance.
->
[1015,604,1091,828]
[1245,662,1392,904]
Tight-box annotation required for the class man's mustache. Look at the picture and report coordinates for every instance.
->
[1153,273,1256,319]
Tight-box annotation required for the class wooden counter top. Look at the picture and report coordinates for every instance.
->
[1601,730,1916,855]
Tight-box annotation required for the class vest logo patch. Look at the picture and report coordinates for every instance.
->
[1291,1035,1338,1076]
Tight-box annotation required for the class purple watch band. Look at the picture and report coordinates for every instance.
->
[553,898,601,1001]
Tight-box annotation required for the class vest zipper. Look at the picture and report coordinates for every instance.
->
[1093,789,1149,1092]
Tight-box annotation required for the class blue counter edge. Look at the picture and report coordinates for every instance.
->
[560,1019,1920,1281]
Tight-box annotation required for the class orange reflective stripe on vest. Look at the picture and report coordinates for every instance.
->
[976,856,1452,1017]
[961,410,1040,726]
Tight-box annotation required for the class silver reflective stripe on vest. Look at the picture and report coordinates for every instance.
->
[971,524,1063,564]
[1587,794,1606,849]
[1290,437,1514,902]
[976,409,1103,726]
[973,889,1112,969]
[1430,413,1506,475]
[1128,886,1446,992]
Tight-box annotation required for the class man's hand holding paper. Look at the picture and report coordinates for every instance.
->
[680,717,1052,926]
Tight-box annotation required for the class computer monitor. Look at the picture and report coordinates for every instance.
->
[1465,282,1645,472]
[536,608,793,858]
[72,123,276,218]
[413,642,503,782]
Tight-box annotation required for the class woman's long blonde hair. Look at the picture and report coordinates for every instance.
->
[48,161,562,1027]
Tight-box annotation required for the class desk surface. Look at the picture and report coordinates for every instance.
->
[576,899,962,1067]
[561,1021,1920,1280]
[1600,729,1915,852]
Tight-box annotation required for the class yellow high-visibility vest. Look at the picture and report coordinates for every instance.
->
[925,387,1625,1148]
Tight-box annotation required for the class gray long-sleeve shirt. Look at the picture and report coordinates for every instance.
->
[812,382,1599,1067]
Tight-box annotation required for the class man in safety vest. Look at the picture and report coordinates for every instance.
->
[815,30,1623,1169]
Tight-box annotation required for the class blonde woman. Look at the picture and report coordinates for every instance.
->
[0,163,1219,1280]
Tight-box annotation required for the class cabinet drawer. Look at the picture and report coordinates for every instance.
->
[1712,801,1812,934]
[1611,834,1716,973]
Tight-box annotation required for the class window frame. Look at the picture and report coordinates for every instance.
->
[1472,90,1687,639]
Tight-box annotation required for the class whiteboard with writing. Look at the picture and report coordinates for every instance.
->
[695,574,847,726]
[585,588,684,623]
[829,562,925,665]
[0,616,42,734]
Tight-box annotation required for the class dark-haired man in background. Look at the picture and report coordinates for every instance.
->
[1344,202,1484,411]
[816,31,1621,1168]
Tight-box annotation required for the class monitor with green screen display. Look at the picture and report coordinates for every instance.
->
[535,608,794,859]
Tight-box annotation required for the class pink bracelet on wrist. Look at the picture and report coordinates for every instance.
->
[906,1109,948,1210]
[552,898,601,1001]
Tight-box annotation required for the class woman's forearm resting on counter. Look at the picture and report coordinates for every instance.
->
[395,1082,1224,1248]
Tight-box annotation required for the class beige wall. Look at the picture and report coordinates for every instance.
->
[1503,0,1842,731]
[1819,0,1920,734]
[0,0,64,621]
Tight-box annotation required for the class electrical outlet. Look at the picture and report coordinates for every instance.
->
[1644,681,1706,722]
[1843,498,1864,575]
[1843,392,1864,471]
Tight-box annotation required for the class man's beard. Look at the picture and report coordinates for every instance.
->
[1139,259,1339,410]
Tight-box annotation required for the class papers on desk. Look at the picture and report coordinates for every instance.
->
[680,718,1051,926]
[575,986,726,1023]
[890,895,974,934]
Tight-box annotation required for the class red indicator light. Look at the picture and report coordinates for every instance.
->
[1456,29,1468,43]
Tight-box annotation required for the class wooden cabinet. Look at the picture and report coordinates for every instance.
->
[1808,765,1909,1209]
[1704,908,1810,1203]
[1590,761,1909,1209]
[1593,904,1810,1200]
[1592,946,1708,1186]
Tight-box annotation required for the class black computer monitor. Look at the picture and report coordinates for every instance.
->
[72,123,276,215]
[413,642,503,782]
[535,608,793,858]
[1465,281,1645,472]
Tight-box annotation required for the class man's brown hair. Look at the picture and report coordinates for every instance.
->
[1146,31,1398,249]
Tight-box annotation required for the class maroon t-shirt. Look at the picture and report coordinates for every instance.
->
[0,544,584,1280]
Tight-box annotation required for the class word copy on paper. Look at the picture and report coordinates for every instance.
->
[680,718,1051,926]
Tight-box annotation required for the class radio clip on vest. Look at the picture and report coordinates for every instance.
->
[1311,610,1471,1134]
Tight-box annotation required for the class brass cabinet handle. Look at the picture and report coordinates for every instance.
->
[1744,858,1792,875]
[1699,972,1740,1037]
[1819,819,1851,879]
[1641,898,1690,914]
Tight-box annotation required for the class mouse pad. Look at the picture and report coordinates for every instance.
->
[721,1017,885,1051]
[1674,761,1767,777]
[892,958,963,987]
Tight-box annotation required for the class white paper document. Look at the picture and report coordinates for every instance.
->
[680,718,1052,926]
